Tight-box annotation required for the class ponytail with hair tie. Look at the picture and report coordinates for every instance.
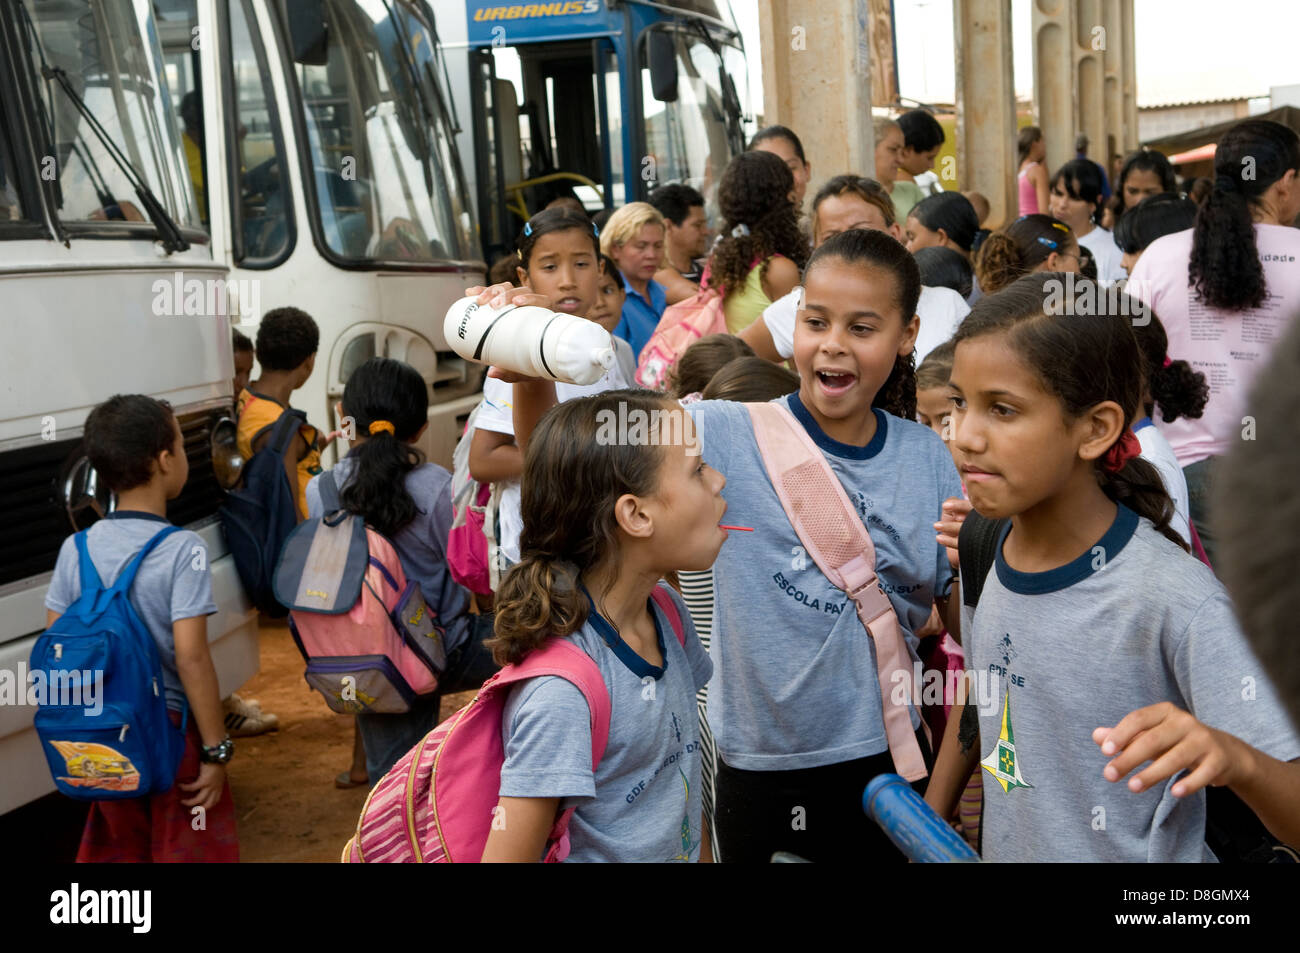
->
[368,420,395,436]
[1102,430,1142,474]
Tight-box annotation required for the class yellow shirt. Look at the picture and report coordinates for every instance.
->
[183,131,205,220]
[723,258,776,335]
[235,388,321,520]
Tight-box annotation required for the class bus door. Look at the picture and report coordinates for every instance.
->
[469,48,511,264]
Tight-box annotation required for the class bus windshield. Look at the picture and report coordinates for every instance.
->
[291,0,470,264]
[15,0,199,229]
[640,25,745,197]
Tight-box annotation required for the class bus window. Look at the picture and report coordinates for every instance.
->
[16,0,199,228]
[288,0,463,264]
[639,27,732,199]
[227,0,291,264]
[0,97,30,222]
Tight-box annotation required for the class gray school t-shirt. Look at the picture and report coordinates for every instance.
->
[306,456,470,653]
[970,505,1300,862]
[44,514,217,712]
[686,394,962,770]
[498,587,713,862]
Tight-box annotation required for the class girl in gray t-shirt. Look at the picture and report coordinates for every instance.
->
[930,273,1300,861]
[481,389,722,862]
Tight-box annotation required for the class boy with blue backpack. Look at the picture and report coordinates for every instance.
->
[41,395,238,862]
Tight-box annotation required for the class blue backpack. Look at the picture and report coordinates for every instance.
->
[31,526,188,800]
[220,408,305,617]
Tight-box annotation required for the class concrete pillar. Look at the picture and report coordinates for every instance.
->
[1031,0,1077,175]
[1101,0,1124,173]
[1121,0,1138,151]
[867,0,898,107]
[954,0,1018,229]
[1074,0,1106,172]
[757,0,874,200]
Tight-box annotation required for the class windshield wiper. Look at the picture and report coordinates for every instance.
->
[41,65,190,253]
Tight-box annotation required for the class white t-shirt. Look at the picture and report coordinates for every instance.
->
[1077,225,1127,284]
[1134,417,1191,547]
[763,284,970,366]
[475,363,633,564]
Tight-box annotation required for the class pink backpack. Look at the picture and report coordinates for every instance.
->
[273,472,447,714]
[342,585,685,863]
[635,287,727,390]
[446,406,498,595]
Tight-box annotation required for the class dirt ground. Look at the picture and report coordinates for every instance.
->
[231,617,476,862]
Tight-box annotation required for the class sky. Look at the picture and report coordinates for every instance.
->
[729,0,1300,115]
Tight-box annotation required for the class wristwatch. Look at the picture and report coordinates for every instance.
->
[200,736,234,764]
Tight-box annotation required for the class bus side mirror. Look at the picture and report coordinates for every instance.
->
[287,0,329,65]
[647,31,677,103]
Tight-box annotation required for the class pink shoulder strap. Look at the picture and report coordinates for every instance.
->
[493,640,611,768]
[744,401,929,781]
[650,584,687,647]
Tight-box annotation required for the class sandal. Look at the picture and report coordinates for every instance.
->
[335,771,369,789]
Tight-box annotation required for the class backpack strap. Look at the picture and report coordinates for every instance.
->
[318,469,342,514]
[745,401,928,782]
[650,584,687,648]
[88,525,183,611]
[263,407,308,459]
[73,531,103,595]
[957,510,1007,610]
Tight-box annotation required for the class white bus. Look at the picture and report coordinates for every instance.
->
[155,0,486,469]
[0,0,485,816]
[0,0,258,816]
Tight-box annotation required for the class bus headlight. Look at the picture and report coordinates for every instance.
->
[210,417,245,489]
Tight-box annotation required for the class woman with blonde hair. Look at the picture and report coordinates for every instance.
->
[600,201,668,357]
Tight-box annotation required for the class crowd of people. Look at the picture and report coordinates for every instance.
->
[49,110,1300,863]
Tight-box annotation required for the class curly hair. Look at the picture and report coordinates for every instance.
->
[974,214,1075,294]
[707,150,808,298]
[255,306,319,370]
[1130,311,1208,423]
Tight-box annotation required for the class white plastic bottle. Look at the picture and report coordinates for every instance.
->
[444,297,616,386]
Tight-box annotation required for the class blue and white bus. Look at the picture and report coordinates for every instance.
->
[440,0,754,262]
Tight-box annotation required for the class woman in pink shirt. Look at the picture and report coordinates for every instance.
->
[1127,119,1300,566]
[1017,126,1048,216]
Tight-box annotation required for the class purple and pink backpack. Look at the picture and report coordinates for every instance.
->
[342,585,684,863]
[273,472,447,714]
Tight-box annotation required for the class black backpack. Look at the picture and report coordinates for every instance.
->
[219,408,305,617]
[958,510,1296,863]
